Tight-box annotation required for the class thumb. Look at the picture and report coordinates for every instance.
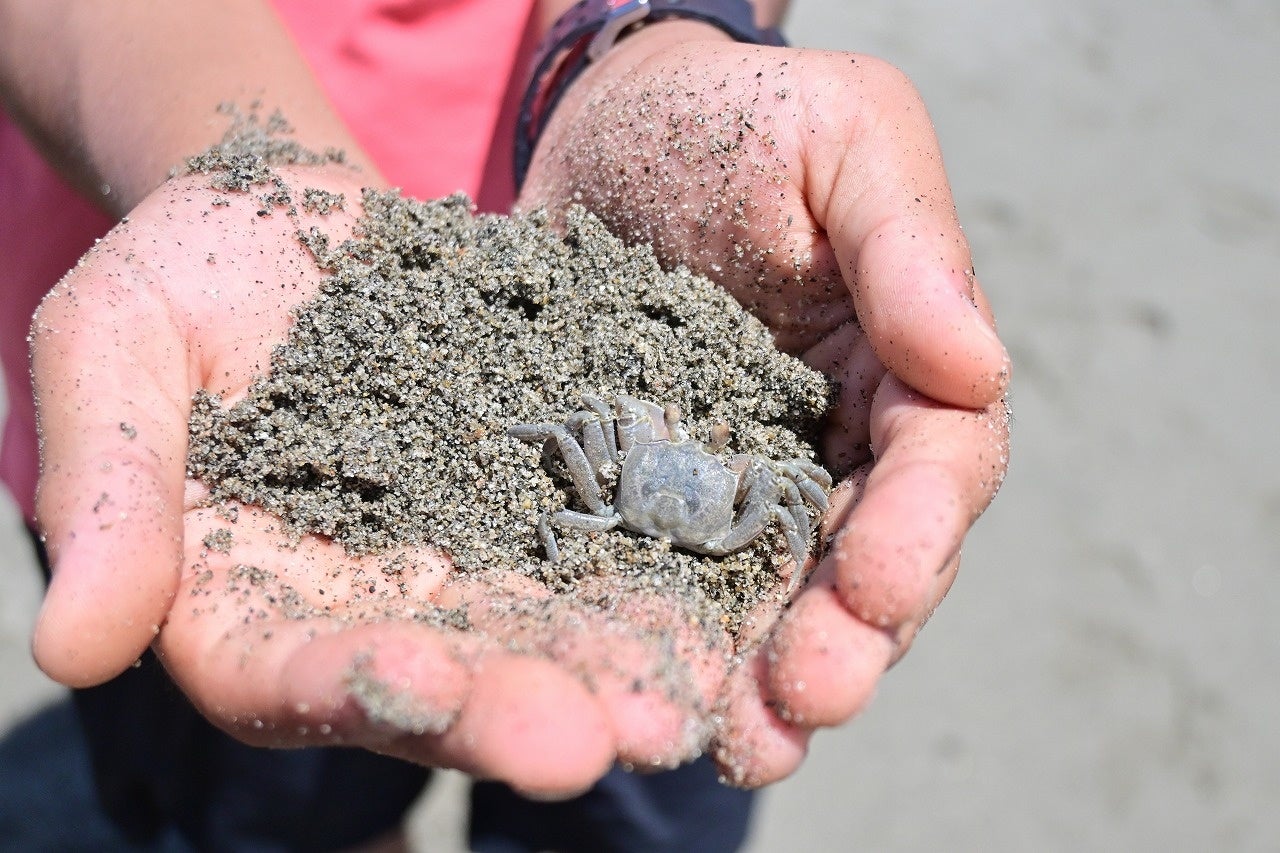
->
[29,248,189,687]
[805,54,1010,408]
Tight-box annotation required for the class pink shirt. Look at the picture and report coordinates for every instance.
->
[1,0,534,521]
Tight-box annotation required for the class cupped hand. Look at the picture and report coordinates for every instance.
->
[28,166,733,797]
[519,23,1011,784]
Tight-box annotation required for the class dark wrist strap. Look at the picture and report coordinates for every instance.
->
[514,0,786,190]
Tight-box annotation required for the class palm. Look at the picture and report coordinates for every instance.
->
[520,43,851,353]
[518,40,962,477]
[167,500,737,782]
[31,169,746,795]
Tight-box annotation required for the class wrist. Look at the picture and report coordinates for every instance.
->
[515,0,785,187]
[599,17,732,63]
[562,18,730,105]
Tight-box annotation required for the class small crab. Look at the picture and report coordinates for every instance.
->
[508,394,832,593]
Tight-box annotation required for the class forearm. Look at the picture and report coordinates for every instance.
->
[0,0,381,216]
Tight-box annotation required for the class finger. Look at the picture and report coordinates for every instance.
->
[29,246,190,687]
[162,539,617,798]
[764,373,1006,727]
[763,560,896,728]
[438,573,727,770]
[29,172,361,688]
[165,613,617,799]
[712,646,811,788]
[803,54,1010,409]
[833,374,1007,633]
[429,652,615,798]
[888,550,962,666]
[802,322,883,476]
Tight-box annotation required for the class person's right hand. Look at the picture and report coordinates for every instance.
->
[517,22,1012,786]
[515,17,1013,781]
[29,165,740,797]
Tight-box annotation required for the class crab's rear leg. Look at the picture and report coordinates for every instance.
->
[537,510,621,561]
[778,477,813,552]
[776,461,832,595]
[771,505,811,597]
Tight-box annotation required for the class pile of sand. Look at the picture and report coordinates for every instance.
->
[185,114,832,635]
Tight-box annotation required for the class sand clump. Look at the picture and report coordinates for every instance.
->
[184,123,833,638]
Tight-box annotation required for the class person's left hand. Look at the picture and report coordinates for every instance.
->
[519,21,1011,785]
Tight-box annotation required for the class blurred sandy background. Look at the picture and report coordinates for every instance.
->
[3,1,1277,849]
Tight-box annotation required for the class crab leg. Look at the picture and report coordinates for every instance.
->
[770,505,812,597]
[581,395,619,463]
[537,510,621,562]
[786,458,833,489]
[771,504,810,570]
[779,461,830,510]
[507,423,607,514]
[536,514,561,562]
[552,509,621,532]
[567,410,612,483]
[779,478,812,544]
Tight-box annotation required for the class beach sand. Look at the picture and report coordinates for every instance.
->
[3,2,1279,850]
[185,188,831,638]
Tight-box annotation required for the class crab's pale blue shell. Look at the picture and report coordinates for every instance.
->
[615,440,739,548]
